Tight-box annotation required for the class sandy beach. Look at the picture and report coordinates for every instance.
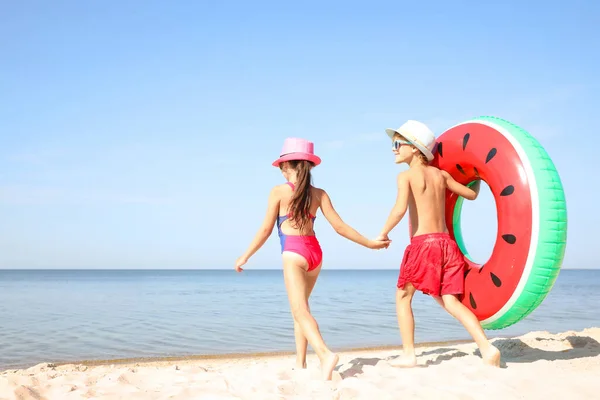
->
[2,327,598,399]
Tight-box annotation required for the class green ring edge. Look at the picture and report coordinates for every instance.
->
[452,181,478,262]
[460,116,567,329]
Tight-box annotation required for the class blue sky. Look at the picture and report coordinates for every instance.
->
[0,1,597,269]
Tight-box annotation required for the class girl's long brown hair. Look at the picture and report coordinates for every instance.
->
[286,160,314,232]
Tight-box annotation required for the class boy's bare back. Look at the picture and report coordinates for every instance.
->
[403,166,478,237]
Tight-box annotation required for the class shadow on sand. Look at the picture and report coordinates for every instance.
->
[337,335,600,378]
[489,335,600,364]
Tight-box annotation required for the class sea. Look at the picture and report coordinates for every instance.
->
[0,269,598,369]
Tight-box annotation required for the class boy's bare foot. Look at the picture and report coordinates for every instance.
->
[389,353,417,368]
[320,352,339,380]
[482,345,501,367]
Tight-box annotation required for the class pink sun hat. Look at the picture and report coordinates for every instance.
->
[272,137,322,167]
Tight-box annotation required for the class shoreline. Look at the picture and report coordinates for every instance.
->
[2,327,598,399]
[1,337,475,372]
[2,326,590,371]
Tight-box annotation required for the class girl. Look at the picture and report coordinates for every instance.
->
[235,137,389,380]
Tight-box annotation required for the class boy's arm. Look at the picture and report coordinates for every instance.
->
[442,170,480,200]
[379,172,410,237]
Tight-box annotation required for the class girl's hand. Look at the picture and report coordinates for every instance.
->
[234,256,248,272]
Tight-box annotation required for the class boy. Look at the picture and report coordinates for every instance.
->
[378,120,501,367]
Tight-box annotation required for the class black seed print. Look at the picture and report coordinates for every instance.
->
[456,164,466,175]
[463,133,470,150]
[437,142,443,157]
[464,268,471,279]
[500,185,514,196]
[486,148,497,163]
[474,167,479,177]
[478,264,485,273]
[469,293,477,309]
[491,272,502,287]
[502,234,516,244]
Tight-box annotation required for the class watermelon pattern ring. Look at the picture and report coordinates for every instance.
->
[431,116,567,330]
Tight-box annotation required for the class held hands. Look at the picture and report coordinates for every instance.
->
[234,255,248,272]
[368,234,391,250]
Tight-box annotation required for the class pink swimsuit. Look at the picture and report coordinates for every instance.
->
[277,182,323,271]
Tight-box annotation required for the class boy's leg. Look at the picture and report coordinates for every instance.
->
[390,283,418,367]
[440,240,500,367]
[441,294,500,367]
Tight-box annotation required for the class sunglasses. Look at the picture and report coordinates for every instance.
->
[392,139,412,151]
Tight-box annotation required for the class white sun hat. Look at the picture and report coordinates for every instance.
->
[385,120,436,161]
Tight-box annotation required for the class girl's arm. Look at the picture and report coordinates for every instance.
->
[235,187,280,271]
[319,189,389,249]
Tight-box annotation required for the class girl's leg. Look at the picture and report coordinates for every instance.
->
[441,294,501,367]
[293,264,321,369]
[282,252,338,380]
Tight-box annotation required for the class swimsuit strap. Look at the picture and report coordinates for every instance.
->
[278,182,295,227]
[282,181,316,220]
[277,214,289,226]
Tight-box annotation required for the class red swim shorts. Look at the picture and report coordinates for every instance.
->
[397,232,466,297]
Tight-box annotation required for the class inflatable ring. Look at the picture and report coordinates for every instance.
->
[431,116,567,330]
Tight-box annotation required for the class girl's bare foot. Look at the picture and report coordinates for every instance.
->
[389,353,417,368]
[320,352,339,380]
[482,345,501,367]
[294,361,307,369]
